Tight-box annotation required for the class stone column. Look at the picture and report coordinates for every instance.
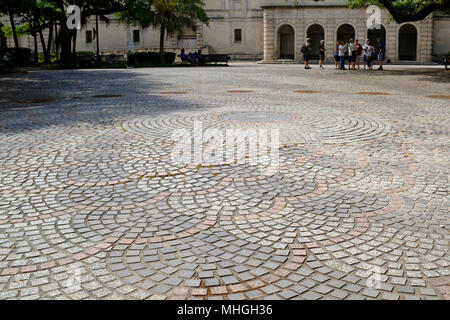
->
[295,9,304,62]
[386,20,397,62]
[356,16,366,44]
[418,15,433,62]
[126,27,132,50]
[263,10,275,61]
[326,13,336,63]
[196,22,204,49]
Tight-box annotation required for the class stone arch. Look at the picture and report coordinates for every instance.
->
[276,23,295,59]
[398,23,418,61]
[336,23,356,43]
[306,23,326,60]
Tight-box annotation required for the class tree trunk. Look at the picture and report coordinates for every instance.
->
[32,15,38,64]
[33,33,38,64]
[55,21,59,63]
[72,30,77,57]
[38,29,49,64]
[0,23,7,51]
[159,26,165,64]
[95,14,100,56]
[46,19,54,62]
[59,25,74,65]
[6,2,20,51]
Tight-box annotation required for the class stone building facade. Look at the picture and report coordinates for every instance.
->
[2,0,449,63]
[260,0,435,63]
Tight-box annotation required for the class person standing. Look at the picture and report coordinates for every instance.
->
[338,41,346,70]
[362,39,369,70]
[348,38,357,70]
[345,41,350,70]
[365,39,375,70]
[376,38,385,71]
[301,38,313,70]
[319,40,326,69]
[355,39,362,70]
[334,41,340,69]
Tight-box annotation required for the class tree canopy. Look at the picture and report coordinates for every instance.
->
[117,0,209,62]
[312,0,450,23]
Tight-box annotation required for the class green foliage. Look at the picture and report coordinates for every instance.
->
[38,52,59,64]
[1,23,30,39]
[117,0,210,38]
[347,0,448,11]
[346,0,450,21]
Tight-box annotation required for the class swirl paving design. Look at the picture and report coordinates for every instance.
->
[0,66,448,300]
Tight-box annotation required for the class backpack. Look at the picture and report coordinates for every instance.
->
[356,43,363,55]
[301,45,307,54]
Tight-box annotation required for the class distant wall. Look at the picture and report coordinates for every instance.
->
[433,15,450,56]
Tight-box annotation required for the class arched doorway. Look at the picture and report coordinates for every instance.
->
[337,24,355,43]
[307,24,325,60]
[368,25,386,48]
[398,24,417,61]
[278,24,295,59]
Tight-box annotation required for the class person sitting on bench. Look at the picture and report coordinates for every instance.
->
[180,48,191,64]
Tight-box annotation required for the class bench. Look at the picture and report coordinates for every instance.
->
[76,54,126,68]
[177,54,195,66]
[445,56,450,71]
[204,54,230,65]
[75,54,101,67]
[102,54,126,65]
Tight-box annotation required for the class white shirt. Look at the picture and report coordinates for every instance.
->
[338,45,346,56]
[348,43,357,52]
[363,44,373,56]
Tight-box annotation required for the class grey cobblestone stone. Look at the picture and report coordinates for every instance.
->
[0,64,448,300]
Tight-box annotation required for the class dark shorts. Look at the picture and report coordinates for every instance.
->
[334,55,339,62]
[319,53,325,60]
[349,55,356,62]
[303,55,309,62]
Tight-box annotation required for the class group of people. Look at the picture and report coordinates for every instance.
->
[301,38,385,71]
[180,48,204,66]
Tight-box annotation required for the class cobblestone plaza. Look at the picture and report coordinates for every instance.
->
[0,64,448,300]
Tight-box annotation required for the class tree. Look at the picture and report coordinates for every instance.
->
[0,0,29,52]
[39,0,123,65]
[19,0,62,64]
[117,0,209,63]
[0,23,7,51]
[310,0,450,23]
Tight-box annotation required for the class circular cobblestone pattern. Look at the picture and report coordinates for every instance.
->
[0,64,448,300]
[219,111,296,123]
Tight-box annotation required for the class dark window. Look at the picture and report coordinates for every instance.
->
[234,29,242,43]
[85,31,92,44]
[133,30,140,43]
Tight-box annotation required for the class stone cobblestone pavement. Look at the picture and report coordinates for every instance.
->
[0,64,448,300]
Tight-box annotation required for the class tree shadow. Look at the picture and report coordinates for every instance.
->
[0,69,207,134]
[367,68,450,83]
